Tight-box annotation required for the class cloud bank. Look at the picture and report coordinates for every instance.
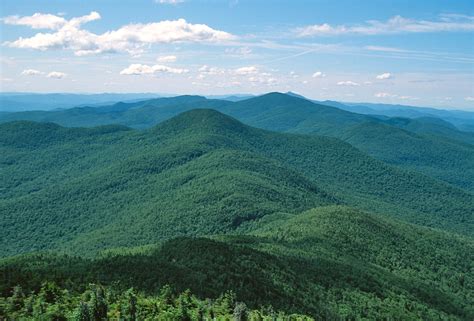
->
[120,64,189,75]
[297,15,474,37]
[2,12,235,56]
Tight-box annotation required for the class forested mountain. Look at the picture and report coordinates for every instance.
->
[1,110,473,258]
[2,93,473,192]
[1,100,473,320]
[2,206,473,319]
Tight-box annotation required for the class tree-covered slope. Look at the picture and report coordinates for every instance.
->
[384,116,474,145]
[223,93,474,192]
[337,121,474,190]
[2,93,473,192]
[0,117,336,256]
[1,110,472,257]
[0,95,231,129]
[2,206,472,319]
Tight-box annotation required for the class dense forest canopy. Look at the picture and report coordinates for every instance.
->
[2,93,474,191]
[1,97,473,320]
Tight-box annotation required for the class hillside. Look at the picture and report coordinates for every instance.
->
[0,95,231,129]
[2,206,472,319]
[1,110,473,258]
[2,93,473,192]
[223,94,474,191]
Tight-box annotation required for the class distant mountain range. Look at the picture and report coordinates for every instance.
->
[319,99,474,132]
[0,92,162,111]
[2,93,473,192]
[2,92,473,132]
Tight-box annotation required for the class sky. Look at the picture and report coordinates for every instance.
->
[1,0,474,110]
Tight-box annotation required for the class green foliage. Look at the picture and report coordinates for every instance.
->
[1,207,472,319]
[0,103,473,320]
[0,283,312,320]
[2,92,473,190]
[1,109,472,258]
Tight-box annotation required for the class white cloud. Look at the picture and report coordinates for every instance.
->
[376,72,392,80]
[234,66,258,75]
[225,46,252,56]
[198,65,225,75]
[120,63,189,75]
[375,92,397,98]
[157,55,177,63]
[3,12,235,56]
[337,81,360,86]
[374,92,420,100]
[1,13,67,30]
[312,71,326,78]
[296,15,474,37]
[155,0,184,4]
[465,97,474,101]
[248,75,278,86]
[46,71,66,79]
[21,69,42,76]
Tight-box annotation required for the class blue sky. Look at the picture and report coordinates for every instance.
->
[1,0,473,109]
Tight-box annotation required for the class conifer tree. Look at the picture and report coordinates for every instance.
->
[73,302,92,321]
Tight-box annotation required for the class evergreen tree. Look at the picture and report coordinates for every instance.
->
[120,288,137,321]
[39,281,62,304]
[89,285,108,321]
[159,284,174,306]
[176,290,193,321]
[73,302,92,321]
[233,302,248,321]
[215,291,236,316]
[6,285,24,313]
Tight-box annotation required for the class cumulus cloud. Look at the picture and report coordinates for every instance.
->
[465,97,474,101]
[46,71,66,79]
[312,71,326,78]
[2,12,235,56]
[375,92,396,98]
[157,55,177,63]
[1,13,68,29]
[120,64,189,75]
[290,71,299,78]
[21,69,67,78]
[375,92,418,100]
[234,66,258,75]
[337,81,360,86]
[376,72,392,80]
[248,75,278,86]
[21,69,42,76]
[198,65,225,75]
[296,15,474,37]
